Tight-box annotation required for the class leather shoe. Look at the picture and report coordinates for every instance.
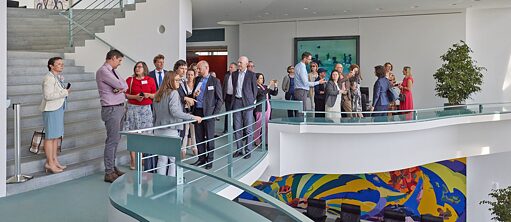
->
[205,163,213,170]
[104,172,119,183]
[114,167,125,176]
[232,152,243,158]
[192,159,205,166]
[243,153,251,159]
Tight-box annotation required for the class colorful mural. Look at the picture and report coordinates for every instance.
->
[238,158,466,221]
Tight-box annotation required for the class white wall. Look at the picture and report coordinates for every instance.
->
[467,151,511,221]
[466,7,511,104]
[186,26,240,68]
[1,0,7,197]
[66,0,192,79]
[239,12,466,108]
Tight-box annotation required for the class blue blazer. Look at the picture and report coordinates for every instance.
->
[372,77,391,106]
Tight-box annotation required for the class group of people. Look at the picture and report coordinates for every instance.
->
[282,52,414,118]
[40,50,279,183]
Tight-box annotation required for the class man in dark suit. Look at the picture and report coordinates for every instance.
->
[223,62,237,133]
[173,59,194,111]
[192,60,223,169]
[231,56,258,159]
[148,54,167,90]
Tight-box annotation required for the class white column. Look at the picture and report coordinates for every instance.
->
[1,0,8,197]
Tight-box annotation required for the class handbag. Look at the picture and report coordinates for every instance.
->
[399,93,406,103]
[29,128,62,154]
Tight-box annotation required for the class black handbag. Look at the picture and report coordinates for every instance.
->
[399,93,406,103]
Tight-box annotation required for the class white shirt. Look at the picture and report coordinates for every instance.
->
[226,73,234,95]
[236,69,246,98]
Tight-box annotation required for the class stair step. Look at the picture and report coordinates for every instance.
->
[8,58,75,66]
[7,51,63,59]
[6,97,101,117]
[7,128,108,160]
[7,106,100,126]
[8,80,97,95]
[6,139,127,176]
[8,73,94,85]
[9,89,98,105]
[6,150,130,196]
[8,66,85,75]
[6,116,105,148]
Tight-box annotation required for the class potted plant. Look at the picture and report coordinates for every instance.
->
[433,40,486,106]
[480,186,511,221]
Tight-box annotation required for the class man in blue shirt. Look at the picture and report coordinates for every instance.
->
[294,52,326,115]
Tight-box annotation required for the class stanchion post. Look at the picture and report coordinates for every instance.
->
[7,104,33,184]
[227,112,234,178]
[261,100,267,151]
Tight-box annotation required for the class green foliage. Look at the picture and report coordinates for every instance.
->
[480,186,511,221]
[433,40,486,105]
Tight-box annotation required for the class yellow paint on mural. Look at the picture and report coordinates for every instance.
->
[422,163,466,196]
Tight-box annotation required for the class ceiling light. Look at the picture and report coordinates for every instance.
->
[343,10,351,13]
[376,7,383,11]
[217,21,240,26]
[312,11,317,14]
[452,3,457,6]
[264,12,270,15]
[283,13,289,16]
[303,7,309,10]
[411,5,419,9]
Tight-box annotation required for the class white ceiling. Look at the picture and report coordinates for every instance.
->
[191,0,511,28]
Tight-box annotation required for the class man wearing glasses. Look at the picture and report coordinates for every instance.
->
[293,52,326,116]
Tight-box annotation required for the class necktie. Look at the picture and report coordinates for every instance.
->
[112,69,119,80]
[158,71,163,86]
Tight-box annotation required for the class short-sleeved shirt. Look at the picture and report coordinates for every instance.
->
[126,76,156,105]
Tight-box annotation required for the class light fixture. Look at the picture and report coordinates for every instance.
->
[304,7,309,10]
[283,13,289,16]
[376,7,383,11]
[264,12,270,15]
[411,5,419,9]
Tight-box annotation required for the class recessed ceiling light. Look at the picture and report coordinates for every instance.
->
[304,7,309,10]
[264,12,270,15]
[312,11,317,14]
[283,13,289,16]
[411,5,419,9]
[257,15,262,18]
[452,3,457,6]
[376,7,383,11]
[343,10,351,13]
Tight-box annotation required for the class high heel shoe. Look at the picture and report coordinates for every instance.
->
[56,163,67,170]
[45,163,63,174]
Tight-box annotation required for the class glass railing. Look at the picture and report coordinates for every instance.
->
[116,99,313,221]
[271,102,511,125]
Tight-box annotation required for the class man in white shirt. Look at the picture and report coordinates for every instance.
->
[294,52,326,115]
[223,62,237,133]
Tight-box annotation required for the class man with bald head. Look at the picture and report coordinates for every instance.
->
[231,56,258,159]
[192,60,223,169]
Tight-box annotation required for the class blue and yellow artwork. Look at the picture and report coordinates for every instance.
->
[239,158,466,221]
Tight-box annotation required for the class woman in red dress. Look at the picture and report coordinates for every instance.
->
[399,66,414,111]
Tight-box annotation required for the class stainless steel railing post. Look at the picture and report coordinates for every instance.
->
[6,104,33,184]
[227,112,234,178]
[68,0,74,47]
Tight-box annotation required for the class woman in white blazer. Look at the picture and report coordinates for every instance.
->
[40,57,70,174]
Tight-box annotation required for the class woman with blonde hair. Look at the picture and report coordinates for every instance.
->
[124,61,157,170]
[153,72,202,176]
[399,66,414,111]
[40,57,69,173]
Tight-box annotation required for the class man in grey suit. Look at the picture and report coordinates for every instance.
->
[192,60,223,169]
[231,56,258,159]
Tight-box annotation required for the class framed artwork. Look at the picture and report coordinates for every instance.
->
[294,36,360,77]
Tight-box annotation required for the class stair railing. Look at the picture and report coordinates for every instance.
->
[58,0,136,63]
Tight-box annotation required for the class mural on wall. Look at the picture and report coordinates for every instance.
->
[238,158,466,221]
[35,0,69,9]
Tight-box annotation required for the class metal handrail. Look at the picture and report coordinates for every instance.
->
[178,163,314,222]
[124,100,266,134]
[58,0,137,63]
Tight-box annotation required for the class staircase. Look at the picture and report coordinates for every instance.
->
[5,4,142,195]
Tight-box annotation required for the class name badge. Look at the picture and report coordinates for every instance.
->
[208,86,214,90]
[141,80,148,85]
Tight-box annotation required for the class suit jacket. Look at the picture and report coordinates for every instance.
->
[338,76,351,101]
[372,76,391,106]
[193,74,224,116]
[325,81,340,108]
[148,69,168,90]
[255,84,278,112]
[40,72,68,111]
[231,70,258,109]
[153,90,194,130]
[314,77,326,102]
[222,71,233,100]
